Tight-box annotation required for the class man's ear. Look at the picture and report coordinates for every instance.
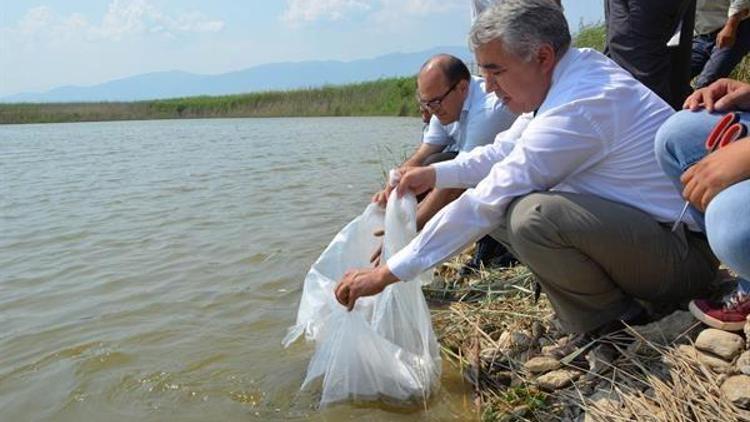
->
[537,44,556,75]
[458,78,470,96]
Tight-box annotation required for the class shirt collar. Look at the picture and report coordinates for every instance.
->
[536,47,575,116]
[551,47,574,86]
[461,76,479,115]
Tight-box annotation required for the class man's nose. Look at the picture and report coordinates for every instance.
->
[494,86,507,99]
[484,75,501,95]
[487,80,506,99]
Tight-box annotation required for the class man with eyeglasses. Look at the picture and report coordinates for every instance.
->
[337,0,719,346]
[371,54,517,273]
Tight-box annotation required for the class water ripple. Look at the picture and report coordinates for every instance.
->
[0,117,473,421]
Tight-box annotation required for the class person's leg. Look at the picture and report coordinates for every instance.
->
[706,179,750,282]
[656,110,750,330]
[417,151,464,231]
[670,0,696,107]
[694,19,750,88]
[421,152,458,166]
[416,151,458,202]
[690,33,715,81]
[689,179,750,330]
[416,188,463,230]
[420,150,517,273]
[605,0,692,108]
[490,192,718,334]
[654,109,736,230]
[603,0,611,55]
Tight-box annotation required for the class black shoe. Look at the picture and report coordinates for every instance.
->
[593,301,651,336]
[459,235,518,276]
[550,302,649,364]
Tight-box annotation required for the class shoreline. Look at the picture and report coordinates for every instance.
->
[0,76,419,125]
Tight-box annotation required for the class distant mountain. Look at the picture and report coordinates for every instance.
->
[2,46,474,103]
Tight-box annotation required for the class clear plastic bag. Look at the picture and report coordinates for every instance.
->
[283,191,441,407]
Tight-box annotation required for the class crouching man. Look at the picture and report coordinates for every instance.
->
[335,0,719,339]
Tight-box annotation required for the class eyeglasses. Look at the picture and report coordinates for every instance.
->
[417,80,460,112]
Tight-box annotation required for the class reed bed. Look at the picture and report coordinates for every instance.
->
[0,77,419,124]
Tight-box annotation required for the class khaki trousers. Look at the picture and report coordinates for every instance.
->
[490,192,719,334]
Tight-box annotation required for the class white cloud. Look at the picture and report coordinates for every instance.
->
[387,0,458,15]
[93,0,153,39]
[2,0,225,43]
[0,1,227,96]
[92,0,224,40]
[16,6,55,34]
[282,0,372,23]
[371,0,462,26]
[281,0,462,25]
[168,11,225,33]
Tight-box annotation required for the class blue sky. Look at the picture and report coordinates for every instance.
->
[0,0,604,97]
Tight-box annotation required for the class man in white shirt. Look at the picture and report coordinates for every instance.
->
[419,62,517,160]
[372,54,517,272]
[691,0,750,88]
[373,55,516,203]
[336,0,719,336]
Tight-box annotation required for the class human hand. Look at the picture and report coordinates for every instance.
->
[396,166,436,198]
[681,138,750,211]
[421,107,432,124]
[334,266,399,311]
[716,25,736,49]
[369,229,384,266]
[684,78,750,112]
[372,186,394,208]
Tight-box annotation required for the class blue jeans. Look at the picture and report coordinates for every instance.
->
[691,19,750,89]
[655,109,750,292]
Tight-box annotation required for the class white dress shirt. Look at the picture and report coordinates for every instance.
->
[422,76,517,153]
[388,48,693,281]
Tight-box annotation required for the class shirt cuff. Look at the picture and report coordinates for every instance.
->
[432,160,462,188]
[386,246,425,282]
[422,137,448,146]
[728,5,748,17]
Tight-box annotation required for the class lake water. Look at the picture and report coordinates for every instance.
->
[0,117,474,421]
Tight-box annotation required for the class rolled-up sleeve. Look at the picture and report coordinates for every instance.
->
[729,0,750,16]
[422,116,451,146]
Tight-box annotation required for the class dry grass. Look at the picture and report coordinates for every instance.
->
[428,259,750,421]
[730,55,750,83]
[577,334,749,422]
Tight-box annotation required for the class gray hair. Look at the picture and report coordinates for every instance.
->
[469,0,571,61]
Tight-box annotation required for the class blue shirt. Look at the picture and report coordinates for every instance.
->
[422,76,517,153]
